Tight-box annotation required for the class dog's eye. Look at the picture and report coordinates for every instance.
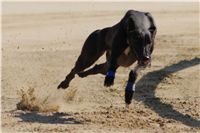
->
[149,27,156,35]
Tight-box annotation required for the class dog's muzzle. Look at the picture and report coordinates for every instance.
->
[138,56,151,67]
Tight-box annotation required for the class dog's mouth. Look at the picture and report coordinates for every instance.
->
[138,58,151,67]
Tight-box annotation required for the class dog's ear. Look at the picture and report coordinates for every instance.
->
[145,12,157,36]
[127,18,135,32]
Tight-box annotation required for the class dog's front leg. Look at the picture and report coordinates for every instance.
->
[125,65,142,106]
[104,42,127,87]
[104,28,128,87]
[104,53,119,87]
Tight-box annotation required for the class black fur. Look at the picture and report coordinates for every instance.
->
[58,10,157,105]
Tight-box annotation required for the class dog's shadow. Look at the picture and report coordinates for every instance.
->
[135,57,200,127]
[15,58,200,127]
[15,112,82,124]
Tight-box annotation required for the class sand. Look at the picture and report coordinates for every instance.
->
[2,2,200,133]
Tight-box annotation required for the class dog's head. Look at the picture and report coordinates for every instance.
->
[126,14,156,67]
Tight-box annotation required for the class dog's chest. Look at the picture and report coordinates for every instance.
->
[124,47,131,55]
[117,47,136,67]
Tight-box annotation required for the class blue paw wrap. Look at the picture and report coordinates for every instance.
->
[106,70,115,77]
[126,82,135,92]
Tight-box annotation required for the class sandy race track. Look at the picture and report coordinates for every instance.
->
[2,2,200,132]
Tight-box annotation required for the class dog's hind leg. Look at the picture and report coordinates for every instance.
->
[77,51,111,77]
[57,54,104,89]
[57,30,106,89]
[78,62,108,78]
[57,68,76,89]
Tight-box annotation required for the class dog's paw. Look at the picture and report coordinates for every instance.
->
[104,75,114,87]
[57,80,69,89]
[125,90,134,105]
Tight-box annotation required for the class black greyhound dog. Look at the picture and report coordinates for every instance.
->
[58,10,157,105]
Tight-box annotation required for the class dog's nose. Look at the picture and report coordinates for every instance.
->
[143,56,150,61]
